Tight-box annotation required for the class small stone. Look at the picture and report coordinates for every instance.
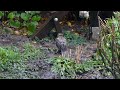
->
[14,31,20,35]
[23,33,27,36]
[32,41,37,44]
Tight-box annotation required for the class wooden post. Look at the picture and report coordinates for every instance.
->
[88,11,99,40]
[54,17,62,34]
[31,11,69,40]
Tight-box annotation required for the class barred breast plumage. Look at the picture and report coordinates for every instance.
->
[55,33,67,54]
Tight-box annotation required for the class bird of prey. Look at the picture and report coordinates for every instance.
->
[55,33,67,54]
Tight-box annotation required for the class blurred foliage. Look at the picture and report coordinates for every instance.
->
[0,43,46,79]
[64,31,87,46]
[48,56,102,79]
[0,11,41,36]
[97,12,120,79]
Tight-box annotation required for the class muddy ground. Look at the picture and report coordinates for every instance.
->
[0,21,113,79]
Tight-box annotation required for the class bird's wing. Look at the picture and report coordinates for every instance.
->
[55,38,61,49]
[62,37,67,45]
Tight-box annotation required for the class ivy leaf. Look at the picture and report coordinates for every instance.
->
[31,15,41,21]
[21,13,30,21]
[16,13,20,18]
[23,21,27,27]
[9,20,20,28]
[27,22,37,35]
[31,21,38,26]
[0,11,4,19]
[8,12,15,20]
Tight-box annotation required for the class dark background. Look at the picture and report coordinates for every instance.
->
[0,0,120,10]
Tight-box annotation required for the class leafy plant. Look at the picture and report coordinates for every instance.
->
[0,11,4,19]
[9,20,21,28]
[48,56,102,79]
[8,12,16,20]
[21,43,46,61]
[19,11,41,36]
[20,13,30,21]
[0,46,21,71]
[64,31,87,46]
[48,56,77,79]
[97,12,120,79]
[40,37,52,42]
[0,11,41,36]
[0,43,46,79]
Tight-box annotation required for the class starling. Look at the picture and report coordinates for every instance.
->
[55,33,67,54]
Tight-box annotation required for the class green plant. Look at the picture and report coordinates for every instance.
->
[49,56,77,79]
[20,11,41,36]
[7,11,21,28]
[0,42,46,79]
[64,31,87,46]
[0,46,21,71]
[3,11,42,36]
[0,11,4,19]
[77,59,103,72]
[97,12,120,79]
[40,37,52,42]
[48,56,102,79]
[21,43,46,60]
[0,46,27,79]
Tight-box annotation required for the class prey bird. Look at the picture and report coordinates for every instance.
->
[55,33,67,55]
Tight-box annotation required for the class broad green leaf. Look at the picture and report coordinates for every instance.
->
[31,15,41,21]
[8,12,15,19]
[16,14,20,18]
[22,21,27,26]
[9,20,20,28]
[27,22,36,35]
[0,11,4,19]
[20,13,30,21]
[31,21,38,26]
